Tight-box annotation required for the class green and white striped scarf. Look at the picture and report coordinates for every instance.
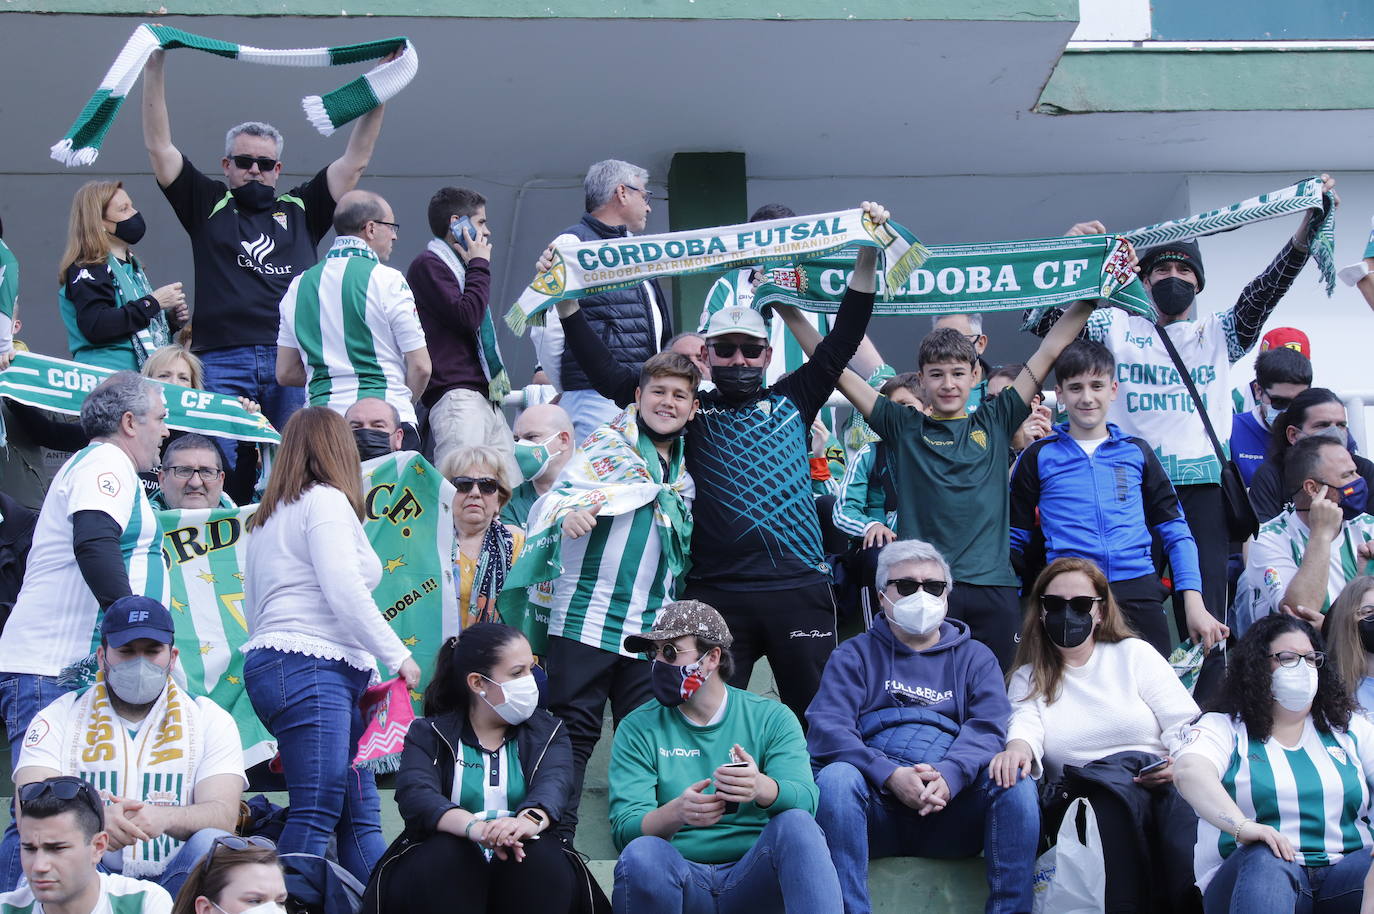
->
[51,24,418,166]
[0,239,18,322]
[426,238,510,403]
[506,208,927,334]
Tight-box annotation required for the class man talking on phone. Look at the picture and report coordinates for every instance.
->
[406,186,518,478]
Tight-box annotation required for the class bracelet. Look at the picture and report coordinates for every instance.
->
[464,818,480,840]
[1233,818,1251,841]
[1022,364,1043,391]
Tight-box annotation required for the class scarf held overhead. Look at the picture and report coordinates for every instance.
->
[754,233,1148,317]
[0,352,280,443]
[506,208,927,334]
[52,24,418,166]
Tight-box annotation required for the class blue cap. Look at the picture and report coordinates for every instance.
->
[101,596,175,648]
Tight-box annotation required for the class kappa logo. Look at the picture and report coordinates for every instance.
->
[96,472,120,497]
[272,211,288,230]
[237,234,292,275]
[971,429,988,449]
[532,251,567,296]
[75,268,96,283]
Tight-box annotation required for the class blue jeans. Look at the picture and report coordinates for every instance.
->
[199,344,305,454]
[1203,842,1371,914]
[814,761,1038,914]
[612,808,841,914]
[243,649,382,883]
[0,672,74,891]
[148,826,232,899]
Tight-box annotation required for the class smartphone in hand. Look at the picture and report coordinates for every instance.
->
[718,761,750,815]
[452,215,477,251]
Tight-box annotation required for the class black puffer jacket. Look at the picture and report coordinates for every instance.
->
[558,215,670,392]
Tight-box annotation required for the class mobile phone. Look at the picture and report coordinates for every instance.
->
[719,761,749,814]
[451,215,477,251]
[1137,756,1168,776]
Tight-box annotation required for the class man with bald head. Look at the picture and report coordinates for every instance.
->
[277,190,431,449]
[501,403,577,527]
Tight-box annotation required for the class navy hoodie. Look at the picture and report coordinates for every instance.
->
[805,615,1009,799]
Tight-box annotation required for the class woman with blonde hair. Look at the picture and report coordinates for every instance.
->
[1324,574,1374,717]
[58,180,186,370]
[989,556,1201,912]
[242,406,420,883]
[142,343,204,389]
[440,445,525,629]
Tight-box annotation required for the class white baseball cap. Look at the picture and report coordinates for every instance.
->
[702,306,767,341]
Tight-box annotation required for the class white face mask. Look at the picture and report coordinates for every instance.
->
[481,673,539,725]
[214,902,286,914]
[1271,661,1319,712]
[884,590,946,637]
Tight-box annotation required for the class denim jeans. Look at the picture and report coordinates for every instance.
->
[243,649,383,883]
[1203,842,1370,914]
[0,672,74,891]
[149,826,232,899]
[198,344,306,453]
[814,761,1039,914]
[612,808,842,914]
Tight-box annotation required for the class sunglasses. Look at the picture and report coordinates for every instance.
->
[229,154,278,172]
[643,643,699,663]
[1264,393,1294,411]
[206,834,277,871]
[19,777,104,822]
[451,476,500,496]
[886,579,948,598]
[1269,651,1326,669]
[710,342,766,359]
[1039,595,1103,614]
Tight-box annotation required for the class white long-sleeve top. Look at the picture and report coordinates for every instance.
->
[243,484,410,674]
[1006,637,1199,781]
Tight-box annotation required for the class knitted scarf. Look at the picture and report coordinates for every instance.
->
[425,238,510,404]
[465,522,515,629]
[52,24,418,166]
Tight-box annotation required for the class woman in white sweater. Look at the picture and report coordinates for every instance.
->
[242,406,420,883]
[989,557,1201,912]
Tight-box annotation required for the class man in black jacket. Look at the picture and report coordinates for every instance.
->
[534,160,672,442]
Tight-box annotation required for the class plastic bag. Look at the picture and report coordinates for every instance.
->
[1031,797,1105,914]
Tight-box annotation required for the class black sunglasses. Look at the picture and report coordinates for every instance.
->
[886,579,948,598]
[229,154,278,172]
[644,643,700,663]
[206,834,277,871]
[19,777,104,823]
[1039,595,1103,614]
[710,342,766,359]
[451,476,500,496]
[1265,393,1295,411]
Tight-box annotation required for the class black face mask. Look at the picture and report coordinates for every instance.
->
[712,365,765,403]
[1359,617,1374,654]
[636,413,682,444]
[1151,277,1196,317]
[231,180,276,212]
[649,659,708,708]
[110,212,146,245]
[353,428,394,461]
[1043,606,1095,649]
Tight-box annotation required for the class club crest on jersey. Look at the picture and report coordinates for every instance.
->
[273,211,288,230]
[1328,745,1350,766]
[971,429,988,449]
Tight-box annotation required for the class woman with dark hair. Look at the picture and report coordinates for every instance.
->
[365,623,578,914]
[242,407,420,883]
[1249,388,1374,523]
[990,556,1201,912]
[172,836,283,914]
[1326,576,1374,718]
[1175,613,1374,913]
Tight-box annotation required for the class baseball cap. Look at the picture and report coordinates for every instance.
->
[101,596,175,648]
[624,600,733,655]
[702,306,767,341]
[1260,327,1311,359]
[1138,240,1205,292]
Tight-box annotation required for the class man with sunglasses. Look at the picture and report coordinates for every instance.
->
[1229,345,1312,487]
[807,540,1037,914]
[11,598,245,897]
[550,202,889,721]
[2,777,173,914]
[276,191,431,451]
[142,50,388,435]
[533,159,671,443]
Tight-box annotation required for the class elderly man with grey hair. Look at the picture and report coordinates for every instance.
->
[533,159,672,441]
[806,539,1038,914]
[0,372,171,883]
[141,49,387,436]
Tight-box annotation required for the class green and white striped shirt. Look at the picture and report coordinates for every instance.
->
[452,737,526,816]
[1180,711,1374,891]
[277,235,427,424]
[1244,507,1374,616]
[0,872,173,914]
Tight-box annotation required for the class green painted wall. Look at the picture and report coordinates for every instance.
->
[1037,49,1374,114]
[1153,0,1374,40]
[666,152,747,334]
[0,0,1075,18]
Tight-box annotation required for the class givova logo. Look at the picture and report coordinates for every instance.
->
[237,234,293,275]
[658,747,701,758]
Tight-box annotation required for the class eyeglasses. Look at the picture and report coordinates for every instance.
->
[709,342,767,359]
[19,777,105,823]
[962,334,982,345]
[451,476,500,496]
[1039,595,1104,614]
[372,220,400,233]
[164,465,223,481]
[886,579,948,598]
[205,834,277,872]
[229,154,278,172]
[1269,651,1326,669]
[643,643,699,663]
[623,184,654,202]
